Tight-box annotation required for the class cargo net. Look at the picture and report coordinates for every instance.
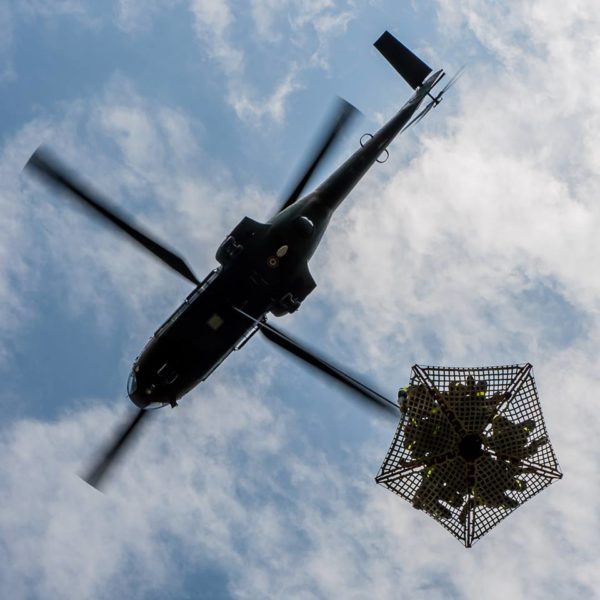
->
[376,364,562,547]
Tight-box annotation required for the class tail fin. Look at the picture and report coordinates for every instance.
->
[374,31,432,89]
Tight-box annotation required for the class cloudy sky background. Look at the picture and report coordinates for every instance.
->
[1,0,598,598]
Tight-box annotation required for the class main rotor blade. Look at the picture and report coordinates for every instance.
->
[81,408,149,490]
[278,98,359,213]
[25,147,200,286]
[246,316,398,419]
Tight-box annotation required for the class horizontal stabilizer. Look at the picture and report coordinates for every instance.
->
[374,31,432,89]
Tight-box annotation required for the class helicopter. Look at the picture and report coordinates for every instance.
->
[26,31,460,489]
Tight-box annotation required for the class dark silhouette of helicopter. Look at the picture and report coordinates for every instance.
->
[26,31,460,489]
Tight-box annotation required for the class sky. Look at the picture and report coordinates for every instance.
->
[1,0,599,598]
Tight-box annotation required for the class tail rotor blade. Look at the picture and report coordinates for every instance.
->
[25,147,200,286]
[401,100,435,132]
[278,98,359,213]
[401,66,465,134]
[437,64,466,96]
[81,408,149,491]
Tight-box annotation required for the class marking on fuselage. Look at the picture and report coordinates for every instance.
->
[207,313,224,330]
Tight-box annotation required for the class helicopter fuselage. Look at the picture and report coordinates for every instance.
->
[127,206,324,408]
[127,69,444,410]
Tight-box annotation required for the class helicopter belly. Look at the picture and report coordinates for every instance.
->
[129,279,262,408]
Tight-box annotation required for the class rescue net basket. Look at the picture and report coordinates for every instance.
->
[376,364,562,547]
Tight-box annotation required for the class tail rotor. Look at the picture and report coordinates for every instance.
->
[402,65,465,133]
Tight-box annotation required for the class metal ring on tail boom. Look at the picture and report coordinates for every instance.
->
[360,133,389,163]
[376,148,389,164]
[360,133,373,147]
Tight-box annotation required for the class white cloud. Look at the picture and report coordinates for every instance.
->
[189,0,244,75]
[0,116,57,364]
[16,0,101,26]
[250,0,286,38]
[186,0,305,124]
[250,0,351,38]
[116,0,181,32]
[228,67,303,124]
[436,0,598,54]
[0,369,291,599]
[288,0,336,29]
[185,0,356,123]
[312,9,353,36]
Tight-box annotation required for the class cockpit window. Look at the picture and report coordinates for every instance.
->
[155,303,188,337]
[127,370,137,396]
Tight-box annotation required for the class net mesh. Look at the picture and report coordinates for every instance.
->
[376,364,562,547]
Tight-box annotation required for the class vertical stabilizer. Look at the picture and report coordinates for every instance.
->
[374,31,432,89]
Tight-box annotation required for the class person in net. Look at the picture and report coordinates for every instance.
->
[488,414,549,460]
